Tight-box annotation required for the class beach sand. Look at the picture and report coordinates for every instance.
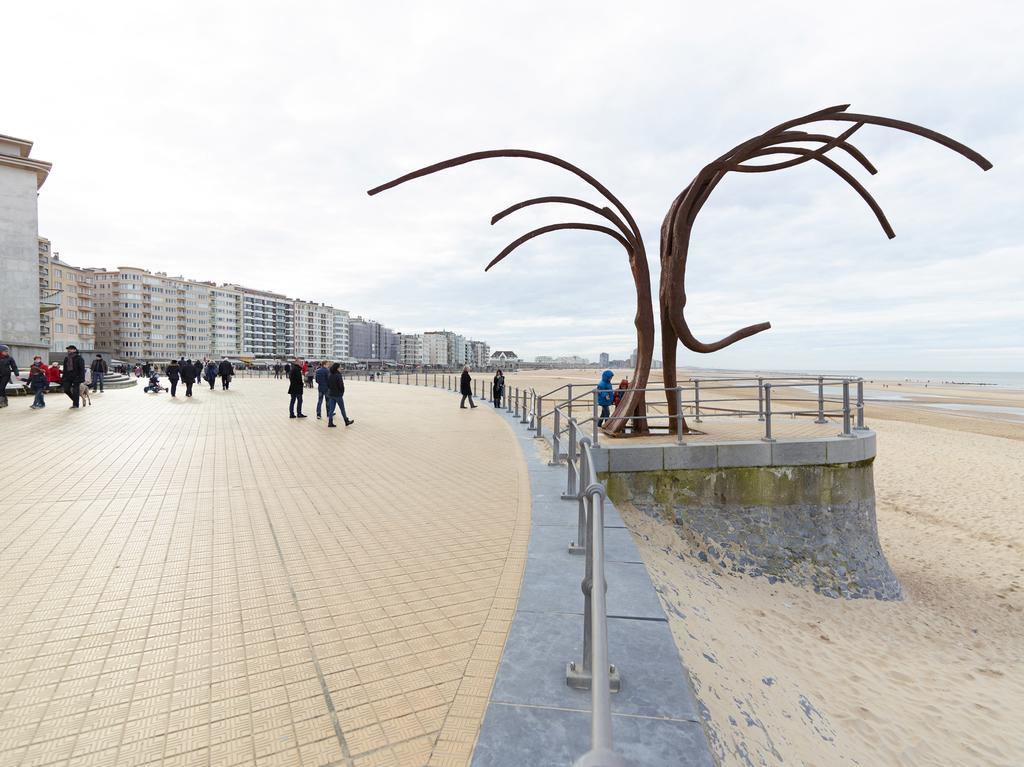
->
[502,368,1024,765]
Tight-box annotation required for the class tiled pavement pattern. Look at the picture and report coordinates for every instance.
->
[0,380,530,767]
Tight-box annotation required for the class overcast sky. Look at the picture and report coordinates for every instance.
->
[4,2,1022,371]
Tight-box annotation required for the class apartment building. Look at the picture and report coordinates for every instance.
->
[467,340,491,369]
[333,309,350,363]
[38,240,97,355]
[92,267,211,360]
[232,286,294,359]
[422,332,449,367]
[209,284,242,358]
[397,333,425,367]
[349,316,398,362]
[293,300,335,360]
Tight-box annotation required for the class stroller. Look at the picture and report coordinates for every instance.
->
[143,373,168,394]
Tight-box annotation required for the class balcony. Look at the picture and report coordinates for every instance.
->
[40,290,62,312]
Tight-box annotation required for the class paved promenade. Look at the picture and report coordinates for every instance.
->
[0,380,530,767]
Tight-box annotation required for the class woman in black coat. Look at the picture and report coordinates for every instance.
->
[179,358,196,397]
[288,359,306,418]
[491,369,505,408]
[459,365,477,409]
[166,360,181,397]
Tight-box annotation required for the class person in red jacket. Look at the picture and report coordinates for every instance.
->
[46,363,62,384]
[614,377,629,405]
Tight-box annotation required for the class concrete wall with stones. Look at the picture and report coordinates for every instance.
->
[604,459,903,601]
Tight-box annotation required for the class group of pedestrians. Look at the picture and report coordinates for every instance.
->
[0,344,105,410]
[458,366,508,410]
[156,357,235,398]
[288,358,353,427]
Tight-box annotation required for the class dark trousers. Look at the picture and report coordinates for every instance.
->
[185,381,194,397]
[493,390,503,408]
[207,376,216,389]
[290,392,303,416]
[64,380,80,407]
[0,373,9,406]
[326,395,348,423]
[316,388,328,417]
[170,379,178,396]
[598,404,610,427]
[92,372,104,392]
[222,376,230,390]
[460,393,475,408]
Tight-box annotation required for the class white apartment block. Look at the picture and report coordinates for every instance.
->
[293,300,335,361]
[397,333,425,367]
[422,332,449,367]
[233,286,293,359]
[333,309,350,362]
[468,340,491,369]
[92,267,211,360]
[209,285,242,358]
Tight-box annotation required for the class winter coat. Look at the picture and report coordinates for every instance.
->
[166,363,181,382]
[90,358,108,373]
[193,361,203,379]
[180,362,197,384]
[288,365,304,395]
[28,367,48,392]
[0,356,18,380]
[62,353,86,384]
[315,366,330,391]
[596,369,615,407]
[492,374,505,398]
[218,360,233,378]
[460,370,472,395]
[205,363,218,381]
[46,365,61,383]
[327,371,346,398]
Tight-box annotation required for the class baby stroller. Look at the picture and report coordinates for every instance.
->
[143,374,167,394]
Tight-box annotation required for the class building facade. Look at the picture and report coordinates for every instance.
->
[92,267,211,361]
[397,333,425,367]
[209,284,242,358]
[468,340,490,369]
[293,300,334,360]
[422,332,449,367]
[332,309,350,362]
[349,316,398,363]
[0,134,51,362]
[233,286,293,359]
[39,243,97,356]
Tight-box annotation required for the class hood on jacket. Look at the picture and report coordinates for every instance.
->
[601,370,614,384]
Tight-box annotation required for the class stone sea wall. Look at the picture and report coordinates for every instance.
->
[603,459,903,601]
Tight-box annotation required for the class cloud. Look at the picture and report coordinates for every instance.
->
[4,1,1022,370]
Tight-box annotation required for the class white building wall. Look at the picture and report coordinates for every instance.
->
[0,161,47,361]
[332,309,350,361]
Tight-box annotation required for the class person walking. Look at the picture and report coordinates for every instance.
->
[314,361,330,419]
[0,345,19,409]
[166,359,181,397]
[273,362,282,379]
[61,345,86,408]
[180,358,196,397]
[491,369,505,409]
[596,369,615,427]
[288,358,307,418]
[218,357,233,390]
[28,360,48,409]
[193,359,203,385]
[326,363,354,427]
[90,354,108,393]
[460,365,477,409]
[304,361,314,389]
[204,360,217,389]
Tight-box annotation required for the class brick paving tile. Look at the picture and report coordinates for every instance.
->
[0,378,530,766]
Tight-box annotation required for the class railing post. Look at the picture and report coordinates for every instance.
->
[592,390,600,447]
[521,390,529,425]
[855,378,867,430]
[550,408,562,466]
[535,395,543,437]
[675,387,685,444]
[564,419,580,502]
[815,375,827,424]
[841,379,853,437]
[762,383,776,442]
[568,383,574,421]
[757,376,765,421]
[693,380,702,423]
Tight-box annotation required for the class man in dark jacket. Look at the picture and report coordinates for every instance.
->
[89,354,108,392]
[180,358,197,397]
[0,345,18,408]
[62,345,86,408]
[288,358,307,418]
[193,359,203,383]
[218,357,233,390]
[325,363,354,427]
[460,365,477,409]
[166,359,181,397]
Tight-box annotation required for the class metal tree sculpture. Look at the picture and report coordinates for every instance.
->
[367,150,656,434]
[368,106,991,437]
[660,104,991,432]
